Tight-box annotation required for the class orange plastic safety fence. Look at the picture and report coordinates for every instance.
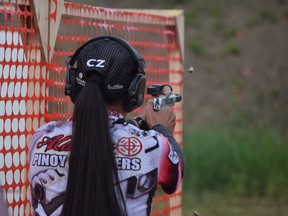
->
[0,1,45,215]
[0,1,183,215]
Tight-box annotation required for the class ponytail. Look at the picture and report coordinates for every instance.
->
[61,81,125,216]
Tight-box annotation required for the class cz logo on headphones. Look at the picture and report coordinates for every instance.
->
[86,59,106,68]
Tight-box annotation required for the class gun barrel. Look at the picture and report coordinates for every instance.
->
[167,94,182,103]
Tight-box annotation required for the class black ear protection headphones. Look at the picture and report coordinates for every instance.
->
[65,35,146,112]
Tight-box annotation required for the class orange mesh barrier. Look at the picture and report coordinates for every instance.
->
[0,1,183,215]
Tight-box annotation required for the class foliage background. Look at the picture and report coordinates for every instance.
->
[70,0,288,215]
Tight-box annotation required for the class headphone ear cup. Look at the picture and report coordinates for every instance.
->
[65,67,77,102]
[123,74,146,112]
[64,69,71,96]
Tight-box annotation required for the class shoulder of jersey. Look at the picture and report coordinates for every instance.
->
[127,123,160,137]
[34,120,71,133]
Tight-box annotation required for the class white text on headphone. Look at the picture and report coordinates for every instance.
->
[86,59,106,68]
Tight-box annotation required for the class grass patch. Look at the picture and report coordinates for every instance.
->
[283,9,288,19]
[183,123,288,197]
[186,11,202,28]
[278,0,287,5]
[260,10,278,23]
[183,192,288,216]
[189,38,206,56]
[246,17,262,29]
[212,18,225,32]
[227,43,240,55]
[224,27,240,38]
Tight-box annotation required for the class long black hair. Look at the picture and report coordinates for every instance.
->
[61,79,126,216]
[61,37,143,216]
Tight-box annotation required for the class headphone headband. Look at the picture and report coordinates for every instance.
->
[68,35,145,74]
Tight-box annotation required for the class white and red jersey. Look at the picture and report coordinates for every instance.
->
[28,111,184,216]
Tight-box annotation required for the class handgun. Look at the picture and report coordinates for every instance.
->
[147,84,182,111]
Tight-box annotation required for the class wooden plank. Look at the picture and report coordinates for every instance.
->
[62,4,177,25]
[30,0,49,62]
[49,0,64,62]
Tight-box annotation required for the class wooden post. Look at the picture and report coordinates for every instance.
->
[168,11,184,216]
[30,0,64,63]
